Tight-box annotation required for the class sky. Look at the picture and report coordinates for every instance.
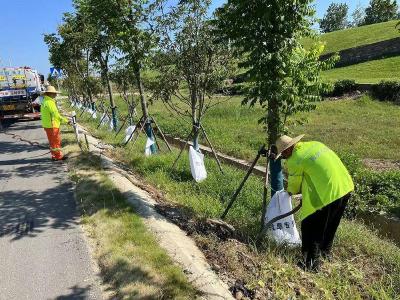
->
[0,0,370,75]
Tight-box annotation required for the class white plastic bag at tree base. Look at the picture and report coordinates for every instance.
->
[189,146,207,182]
[145,137,155,156]
[71,102,75,107]
[91,111,97,119]
[100,113,109,126]
[264,190,302,246]
[74,125,80,136]
[124,125,136,143]
[109,118,114,131]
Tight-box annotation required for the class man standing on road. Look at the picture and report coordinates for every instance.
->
[40,85,69,161]
[275,135,354,271]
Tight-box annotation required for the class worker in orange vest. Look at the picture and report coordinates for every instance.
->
[40,85,70,161]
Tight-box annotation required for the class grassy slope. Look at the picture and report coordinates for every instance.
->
[63,135,198,299]
[141,95,400,161]
[304,20,400,54]
[322,55,400,83]
[302,20,400,83]
[62,103,400,299]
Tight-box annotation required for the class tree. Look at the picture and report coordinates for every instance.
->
[320,2,349,33]
[363,0,398,25]
[217,1,337,212]
[74,0,119,130]
[110,0,161,153]
[45,13,99,109]
[350,3,366,27]
[153,0,234,171]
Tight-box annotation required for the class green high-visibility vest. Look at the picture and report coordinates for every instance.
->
[41,96,68,128]
[286,141,354,220]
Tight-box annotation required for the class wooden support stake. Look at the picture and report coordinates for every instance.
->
[200,124,223,173]
[152,116,172,151]
[221,145,266,219]
[172,129,193,170]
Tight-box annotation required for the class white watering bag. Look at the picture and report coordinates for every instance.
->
[264,190,301,246]
[124,125,136,143]
[144,137,155,156]
[189,146,207,182]
[71,101,75,107]
[100,113,109,126]
[109,118,114,131]
[92,111,97,119]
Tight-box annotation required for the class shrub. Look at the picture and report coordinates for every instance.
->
[220,82,249,95]
[338,151,400,217]
[323,79,357,97]
[371,81,400,103]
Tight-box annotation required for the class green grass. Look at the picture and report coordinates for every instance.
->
[144,94,400,161]
[64,138,198,299]
[304,20,400,54]
[289,96,400,159]
[322,56,400,83]
[62,103,400,299]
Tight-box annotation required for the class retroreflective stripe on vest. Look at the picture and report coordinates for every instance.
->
[286,141,354,220]
[41,96,68,128]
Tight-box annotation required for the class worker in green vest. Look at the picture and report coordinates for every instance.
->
[41,85,70,161]
[275,135,354,271]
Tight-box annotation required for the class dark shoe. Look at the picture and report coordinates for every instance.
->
[61,155,68,161]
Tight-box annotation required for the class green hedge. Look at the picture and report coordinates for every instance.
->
[371,81,400,104]
[322,79,358,97]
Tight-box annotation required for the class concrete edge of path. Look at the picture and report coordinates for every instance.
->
[76,125,234,300]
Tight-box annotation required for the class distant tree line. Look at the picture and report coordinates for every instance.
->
[320,0,399,33]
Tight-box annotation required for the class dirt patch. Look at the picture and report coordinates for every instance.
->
[363,158,400,171]
[324,91,365,101]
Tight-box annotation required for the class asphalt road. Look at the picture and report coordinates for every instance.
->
[0,120,102,300]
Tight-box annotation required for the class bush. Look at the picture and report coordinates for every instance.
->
[323,79,357,97]
[338,151,400,217]
[353,169,400,215]
[220,82,248,95]
[339,152,400,217]
[371,81,400,104]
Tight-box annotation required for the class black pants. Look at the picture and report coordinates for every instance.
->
[301,193,350,270]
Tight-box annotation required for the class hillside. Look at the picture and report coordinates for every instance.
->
[322,55,400,83]
[316,20,399,54]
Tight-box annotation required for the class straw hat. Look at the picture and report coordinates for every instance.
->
[43,85,61,94]
[275,134,305,159]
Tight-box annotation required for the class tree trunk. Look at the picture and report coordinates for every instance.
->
[103,63,117,131]
[135,67,157,154]
[86,50,94,110]
[267,98,284,197]
[191,87,200,151]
